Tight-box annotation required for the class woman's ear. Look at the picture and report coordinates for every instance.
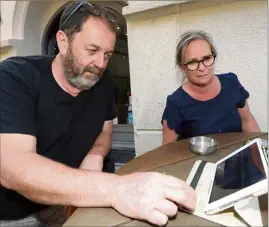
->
[180,64,187,75]
[56,30,69,55]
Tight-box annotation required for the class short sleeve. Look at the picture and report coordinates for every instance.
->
[105,94,116,121]
[0,62,37,135]
[162,96,183,134]
[231,73,250,108]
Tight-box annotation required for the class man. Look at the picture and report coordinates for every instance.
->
[0,1,196,226]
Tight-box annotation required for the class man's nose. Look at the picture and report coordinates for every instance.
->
[94,53,106,70]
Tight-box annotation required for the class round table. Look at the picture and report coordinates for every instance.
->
[64,132,268,227]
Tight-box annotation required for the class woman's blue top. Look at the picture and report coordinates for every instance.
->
[162,73,249,139]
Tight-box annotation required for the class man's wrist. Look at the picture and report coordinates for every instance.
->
[79,153,104,171]
[106,174,122,208]
[90,146,108,158]
[87,152,104,159]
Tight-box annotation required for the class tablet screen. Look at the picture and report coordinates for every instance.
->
[209,142,267,203]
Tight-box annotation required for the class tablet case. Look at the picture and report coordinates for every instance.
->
[190,137,268,227]
[193,195,265,227]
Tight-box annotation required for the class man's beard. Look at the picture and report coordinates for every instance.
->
[62,47,102,91]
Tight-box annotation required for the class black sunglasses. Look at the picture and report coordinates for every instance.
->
[59,0,117,30]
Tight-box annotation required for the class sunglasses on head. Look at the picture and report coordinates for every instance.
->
[59,0,117,30]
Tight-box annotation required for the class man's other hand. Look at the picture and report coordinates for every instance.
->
[79,154,104,172]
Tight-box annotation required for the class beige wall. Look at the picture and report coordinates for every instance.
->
[124,1,268,156]
[123,1,181,15]
[0,1,16,42]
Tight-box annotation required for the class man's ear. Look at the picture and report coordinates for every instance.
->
[56,30,69,55]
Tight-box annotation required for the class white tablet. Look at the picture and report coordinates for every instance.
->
[186,138,268,215]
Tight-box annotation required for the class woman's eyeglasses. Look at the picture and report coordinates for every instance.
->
[184,55,216,71]
[59,0,117,30]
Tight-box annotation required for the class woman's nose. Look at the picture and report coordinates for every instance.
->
[197,62,206,71]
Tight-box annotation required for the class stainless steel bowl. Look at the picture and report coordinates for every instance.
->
[189,136,217,155]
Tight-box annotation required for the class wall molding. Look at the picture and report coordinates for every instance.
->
[12,1,30,40]
[123,0,265,20]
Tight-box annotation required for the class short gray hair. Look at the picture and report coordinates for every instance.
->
[176,30,217,67]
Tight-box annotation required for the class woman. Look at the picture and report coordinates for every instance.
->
[162,30,260,144]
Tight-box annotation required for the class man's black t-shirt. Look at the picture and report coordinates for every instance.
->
[0,56,116,220]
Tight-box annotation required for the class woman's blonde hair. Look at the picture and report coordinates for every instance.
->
[176,30,217,67]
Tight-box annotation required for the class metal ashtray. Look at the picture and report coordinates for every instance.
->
[189,136,217,155]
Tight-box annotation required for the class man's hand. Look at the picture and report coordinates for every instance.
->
[111,172,197,226]
[79,153,104,172]
[79,120,113,172]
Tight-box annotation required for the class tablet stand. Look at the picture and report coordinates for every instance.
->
[193,193,267,227]
[233,196,263,226]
